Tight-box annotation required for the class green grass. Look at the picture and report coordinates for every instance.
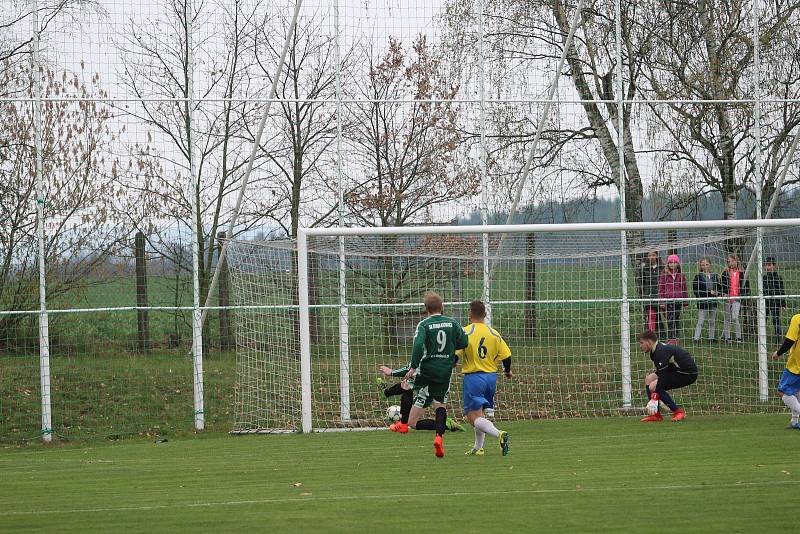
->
[0,350,236,444]
[1,415,798,532]
[2,336,788,443]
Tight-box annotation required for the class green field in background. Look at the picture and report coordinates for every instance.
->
[1,264,797,444]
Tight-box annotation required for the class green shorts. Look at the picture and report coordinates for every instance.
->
[412,374,451,408]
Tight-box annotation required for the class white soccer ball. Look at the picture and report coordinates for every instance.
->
[386,405,402,422]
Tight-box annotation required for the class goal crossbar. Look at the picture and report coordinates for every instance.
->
[300,218,800,238]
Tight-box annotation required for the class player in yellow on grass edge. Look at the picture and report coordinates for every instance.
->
[457,300,511,456]
[771,312,800,430]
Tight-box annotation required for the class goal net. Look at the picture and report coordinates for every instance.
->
[226,221,800,433]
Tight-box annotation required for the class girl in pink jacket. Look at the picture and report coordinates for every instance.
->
[659,254,689,345]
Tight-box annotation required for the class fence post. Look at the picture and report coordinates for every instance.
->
[524,233,536,339]
[334,0,351,423]
[32,0,52,443]
[135,231,150,354]
[217,232,233,350]
[478,0,491,323]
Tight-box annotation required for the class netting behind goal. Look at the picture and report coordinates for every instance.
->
[227,224,800,433]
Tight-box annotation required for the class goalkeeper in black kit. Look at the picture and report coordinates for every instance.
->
[638,330,698,422]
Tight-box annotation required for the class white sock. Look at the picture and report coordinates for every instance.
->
[782,394,800,422]
[473,429,486,450]
[793,394,800,424]
[474,417,501,438]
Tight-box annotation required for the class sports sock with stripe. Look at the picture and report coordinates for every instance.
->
[794,394,800,425]
[659,391,679,411]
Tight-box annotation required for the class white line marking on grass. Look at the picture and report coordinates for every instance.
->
[2,479,798,517]
[532,427,745,444]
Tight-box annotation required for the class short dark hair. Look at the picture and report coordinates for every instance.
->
[469,300,486,319]
[423,291,443,313]
[766,256,777,265]
[637,330,658,342]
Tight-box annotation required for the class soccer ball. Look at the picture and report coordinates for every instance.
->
[386,405,402,422]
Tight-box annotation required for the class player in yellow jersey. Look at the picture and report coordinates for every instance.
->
[456,300,512,456]
[771,313,800,429]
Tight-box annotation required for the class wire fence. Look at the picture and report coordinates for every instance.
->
[2,0,800,443]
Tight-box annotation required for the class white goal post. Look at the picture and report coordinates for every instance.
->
[228,218,800,434]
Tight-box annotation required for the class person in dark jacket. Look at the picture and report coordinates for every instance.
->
[638,251,665,338]
[720,254,751,343]
[692,257,720,342]
[764,256,787,340]
[638,330,698,422]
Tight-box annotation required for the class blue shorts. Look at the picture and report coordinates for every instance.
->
[778,369,800,396]
[463,372,497,414]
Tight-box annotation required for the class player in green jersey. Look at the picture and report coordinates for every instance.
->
[379,291,468,458]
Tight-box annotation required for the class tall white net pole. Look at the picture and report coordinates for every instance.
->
[297,230,313,433]
[476,0,492,324]
[32,0,52,443]
[753,0,768,401]
[478,0,491,321]
[335,0,350,422]
[186,0,204,430]
[616,0,631,408]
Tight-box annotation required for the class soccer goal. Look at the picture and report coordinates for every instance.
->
[226,219,800,434]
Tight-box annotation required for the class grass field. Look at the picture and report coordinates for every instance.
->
[0,349,236,443]
[1,337,788,443]
[1,415,798,533]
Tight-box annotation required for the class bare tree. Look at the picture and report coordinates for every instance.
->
[343,35,480,341]
[251,9,348,239]
[747,2,800,217]
[115,0,281,348]
[347,35,479,227]
[0,64,126,350]
[638,0,800,220]
[441,0,649,243]
[0,0,101,88]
